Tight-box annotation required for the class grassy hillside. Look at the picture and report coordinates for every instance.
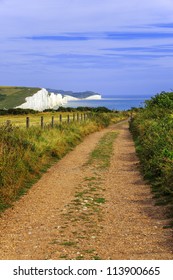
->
[0,86,40,109]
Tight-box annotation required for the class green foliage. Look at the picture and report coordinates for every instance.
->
[92,112,116,127]
[145,91,173,110]
[45,106,112,113]
[0,108,39,115]
[130,91,173,210]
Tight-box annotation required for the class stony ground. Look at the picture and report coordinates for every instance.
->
[0,121,172,260]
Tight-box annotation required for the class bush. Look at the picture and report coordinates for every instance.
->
[130,91,173,207]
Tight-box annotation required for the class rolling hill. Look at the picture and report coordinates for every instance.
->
[0,86,40,109]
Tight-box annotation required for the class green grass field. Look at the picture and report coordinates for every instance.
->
[0,86,40,109]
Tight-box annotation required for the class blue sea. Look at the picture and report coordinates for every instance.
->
[63,95,151,111]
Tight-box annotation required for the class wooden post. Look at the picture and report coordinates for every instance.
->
[84,113,86,121]
[77,113,79,122]
[73,113,75,122]
[59,114,62,124]
[67,114,70,123]
[26,116,30,128]
[41,116,44,129]
[51,116,54,128]
[81,113,83,121]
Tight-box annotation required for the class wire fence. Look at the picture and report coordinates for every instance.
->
[0,113,92,129]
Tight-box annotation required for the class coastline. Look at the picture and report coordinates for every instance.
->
[63,95,149,110]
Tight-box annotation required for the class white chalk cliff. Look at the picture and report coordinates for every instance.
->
[85,95,101,100]
[16,88,101,111]
[16,88,67,111]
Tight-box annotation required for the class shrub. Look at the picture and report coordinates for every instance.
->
[130,91,173,208]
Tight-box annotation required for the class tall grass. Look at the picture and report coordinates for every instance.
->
[0,112,125,211]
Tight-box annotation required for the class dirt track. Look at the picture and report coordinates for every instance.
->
[0,121,172,260]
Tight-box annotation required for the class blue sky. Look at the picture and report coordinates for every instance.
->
[0,0,173,96]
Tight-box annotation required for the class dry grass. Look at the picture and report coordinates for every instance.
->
[0,112,79,127]
[0,112,123,211]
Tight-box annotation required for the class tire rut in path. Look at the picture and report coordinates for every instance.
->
[0,121,173,259]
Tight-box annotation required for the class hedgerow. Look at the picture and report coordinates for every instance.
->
[130,91,173,218]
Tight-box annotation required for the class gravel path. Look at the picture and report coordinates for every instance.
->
[0,121,172,260]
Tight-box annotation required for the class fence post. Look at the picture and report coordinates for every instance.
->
[26,116,30,128]
[73,113,75,122]
[84,113,86,121]
[51,116,54,128]
[67,114,70,124]
[81,113,83,121]
[59,114,62,124]
[41,116,44,129]
[77,113,79,122]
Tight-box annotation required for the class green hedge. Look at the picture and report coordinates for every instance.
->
[130,91,173,210]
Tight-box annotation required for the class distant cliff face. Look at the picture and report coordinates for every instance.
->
[16,88,101,111]
[16,89,67,111]
[46,89,101,99]
[85,95,101,100]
